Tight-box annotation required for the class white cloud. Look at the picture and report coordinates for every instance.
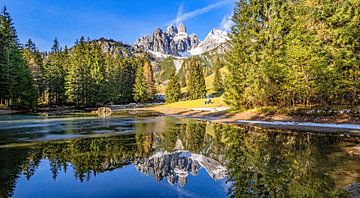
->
[220,14,235,32]
[166,0,235,26]
[176,3,184,25]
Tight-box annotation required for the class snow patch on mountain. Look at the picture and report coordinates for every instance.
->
[189,29,229,56]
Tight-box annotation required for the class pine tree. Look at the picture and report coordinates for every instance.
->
[23,39,45,103]
[143,59,155,101]
[115,57,136,103]
[88,42,107,106]
[0,16,6,105]
[165,71,181,103]
[213,62,223,92]
[133,63,150,103]
[66,36,87,107]
[0,7,37,108]
[45,38,66,105]
[187,58,206,100]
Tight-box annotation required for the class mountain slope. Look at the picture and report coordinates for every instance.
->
[189,29,229,56]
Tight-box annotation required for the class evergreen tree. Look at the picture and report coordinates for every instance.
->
[23,39,45,103]
[133,63,150,103]
[187,58,206,100]
[88,42,107,106]
[104,54,137,104]
[0,16,6,105]
[165,71,181,103]
[143,59,155,101]
[116,58,136,103]
[44,38,66,105]
[51,38,60,52]
[213,62,223,92]
[66,36,87,107]
[0,7,37,108]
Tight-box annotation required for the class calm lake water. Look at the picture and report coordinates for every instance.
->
[0,112,359,197]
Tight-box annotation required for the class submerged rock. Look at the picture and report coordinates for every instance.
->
[346,183,360,197]
[97,107,112,117]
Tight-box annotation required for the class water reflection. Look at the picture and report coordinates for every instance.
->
[0,116,359,197]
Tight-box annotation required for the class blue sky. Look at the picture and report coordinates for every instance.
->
[0,0,236,51]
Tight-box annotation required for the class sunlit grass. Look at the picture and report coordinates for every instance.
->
[162,97,228,109]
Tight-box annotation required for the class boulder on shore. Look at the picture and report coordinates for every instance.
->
[96,107,112,117]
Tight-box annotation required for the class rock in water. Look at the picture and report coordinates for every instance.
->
[346,183,360,197]
[97,107,112,117]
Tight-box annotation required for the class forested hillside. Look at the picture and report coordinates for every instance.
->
[225,0,359,108]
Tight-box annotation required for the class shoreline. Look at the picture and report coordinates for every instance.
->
[2,105,360,134]
[139,106,360,134]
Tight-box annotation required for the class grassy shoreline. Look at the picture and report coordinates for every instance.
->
[142,105,360,134]
[2,98,359,133]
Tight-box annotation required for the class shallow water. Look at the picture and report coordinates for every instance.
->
[0,113,359,197]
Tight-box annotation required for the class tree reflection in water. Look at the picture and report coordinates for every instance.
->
[0,118,359,197]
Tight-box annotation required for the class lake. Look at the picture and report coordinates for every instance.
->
[0,112,359,197]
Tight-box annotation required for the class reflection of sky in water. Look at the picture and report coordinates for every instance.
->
[13,160,227,198]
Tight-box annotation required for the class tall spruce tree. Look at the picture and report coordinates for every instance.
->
[213,58,223,92]
[187,58,206,100]
[165,71,181,103]
[88,42,107,106]
[0,7,37,108]
[143,59,155,101]
[0,15,6,105]
[66,36,87,107]
[23,39,45,103]
[133,63,150,103]
[45,38,66,105]
[116,58,136,103]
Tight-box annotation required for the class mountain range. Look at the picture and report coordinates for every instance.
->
[134,23,229,58]
[80,23,229,62]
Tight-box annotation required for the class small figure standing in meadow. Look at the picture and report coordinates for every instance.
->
[205,95,212,104]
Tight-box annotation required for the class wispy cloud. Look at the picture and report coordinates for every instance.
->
[166,0,235,26]
[176,3,184,25]
[220,13,235,32]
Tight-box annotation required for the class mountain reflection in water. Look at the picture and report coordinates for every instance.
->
[0,115,359,197]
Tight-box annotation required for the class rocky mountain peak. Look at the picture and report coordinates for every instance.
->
[166,25,178,36]
[134,23,200,57]
[177,23,186,33]
[134,24,229,58]
[189,28,229,56]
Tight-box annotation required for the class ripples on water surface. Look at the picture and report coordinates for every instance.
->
[0,113,359,197]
